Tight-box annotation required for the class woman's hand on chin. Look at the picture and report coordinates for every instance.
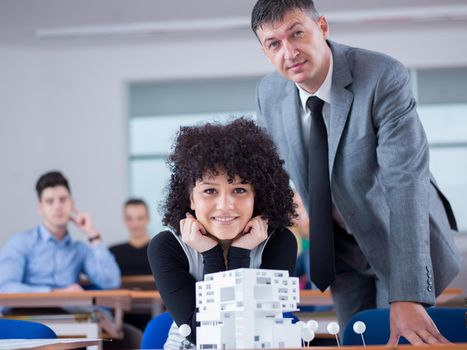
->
[180,213,218,253]
[231,216,268,250]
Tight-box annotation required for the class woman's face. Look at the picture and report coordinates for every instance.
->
[190,172,255,241]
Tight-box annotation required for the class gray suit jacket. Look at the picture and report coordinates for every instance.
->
[256,40,460,305]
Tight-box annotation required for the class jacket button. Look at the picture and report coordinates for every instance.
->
[427,279,433,286]
[427,286,433,292]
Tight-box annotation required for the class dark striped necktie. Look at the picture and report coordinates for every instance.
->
[307,96,336,292]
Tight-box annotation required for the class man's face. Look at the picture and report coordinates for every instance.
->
[37,185,73,234]
[256,8,331,93]
[124,204,149,239]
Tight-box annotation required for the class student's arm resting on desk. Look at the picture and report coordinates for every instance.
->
[372,59,446,344]
[373,59,431,305]
[82,241,121,289]
[0,234,52,293]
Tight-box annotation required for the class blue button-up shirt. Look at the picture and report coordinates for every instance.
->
[0,225,121,293]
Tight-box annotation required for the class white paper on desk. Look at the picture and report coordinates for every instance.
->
[0,338,101,350]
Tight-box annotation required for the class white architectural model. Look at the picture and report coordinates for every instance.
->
[195,268,301,349]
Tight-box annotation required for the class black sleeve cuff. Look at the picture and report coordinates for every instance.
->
[228,246,251,269]
[201,244,225,275]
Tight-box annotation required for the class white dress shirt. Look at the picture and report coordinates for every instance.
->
[295,54,351,233]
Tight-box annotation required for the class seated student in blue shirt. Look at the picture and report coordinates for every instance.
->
[0,170,121,293]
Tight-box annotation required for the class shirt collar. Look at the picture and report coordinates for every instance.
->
[39,224,71,245]
[296,53,333,112]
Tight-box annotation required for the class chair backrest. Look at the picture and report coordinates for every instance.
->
[0,319,57,339]
[342,307,467,345]
[141,311,174,349]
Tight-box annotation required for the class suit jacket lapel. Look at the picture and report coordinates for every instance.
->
[281,81,309,195]
[328,41,354,177]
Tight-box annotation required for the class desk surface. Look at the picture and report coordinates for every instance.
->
[0,338,100,350]
[120,275,155,291]
[0,287,461,314]
[0,341,465,350]
[0,291,134,340]
[311,345,467,349]
[299,290,332,306]
[297,288,463,307]
[0,287,462,313]
[435,288,464,305]
[0,290,132,310]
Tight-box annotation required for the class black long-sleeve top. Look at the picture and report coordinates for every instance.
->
[147,228,297,345]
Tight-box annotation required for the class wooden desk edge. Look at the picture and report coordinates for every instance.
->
[9,339,101,350]
[292,344,467,350]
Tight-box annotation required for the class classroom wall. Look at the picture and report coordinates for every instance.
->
[1,20,467,246]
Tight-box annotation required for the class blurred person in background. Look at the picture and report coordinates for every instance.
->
[110,198,151,276]
[0,170,120,294]
[290,191,311,290]
[110,198,153,332]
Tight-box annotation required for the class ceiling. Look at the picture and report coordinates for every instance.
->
[1,0,467,46]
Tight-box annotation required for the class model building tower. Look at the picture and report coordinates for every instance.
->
[195,268,301,349]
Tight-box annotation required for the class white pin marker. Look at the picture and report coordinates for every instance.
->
[353,321,367,347]
[296,321,306,328]
[178,324,192,349]
[296,321,306,347]
[306,320,319,332]
[327,321,341,348]
[301,327,315,347]
[178,324,191,337]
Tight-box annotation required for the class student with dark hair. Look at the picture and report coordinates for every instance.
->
[0,170,120,293]
[251,0,460,345]
[35,171,71,197]
[109,198,153,332]
[148,118,297,349]
[110,199,152,276]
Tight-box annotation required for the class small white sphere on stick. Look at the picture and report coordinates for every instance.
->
[306,320,319,332]
[296,321,306,329]
[178,324,191,337]
[327,321,340,335]
[353,321,366,334]
[301,328,315,342]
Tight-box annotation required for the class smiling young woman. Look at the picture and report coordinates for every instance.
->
[148,117,298,349]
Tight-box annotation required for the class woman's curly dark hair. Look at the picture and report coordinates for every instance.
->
[162,117,296,234]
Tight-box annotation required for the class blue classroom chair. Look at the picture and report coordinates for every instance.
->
[342,307,467,345]
[141,312,173,349]
[0,318,57,339]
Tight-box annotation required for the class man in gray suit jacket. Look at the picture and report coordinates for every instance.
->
[251,0,460,345]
